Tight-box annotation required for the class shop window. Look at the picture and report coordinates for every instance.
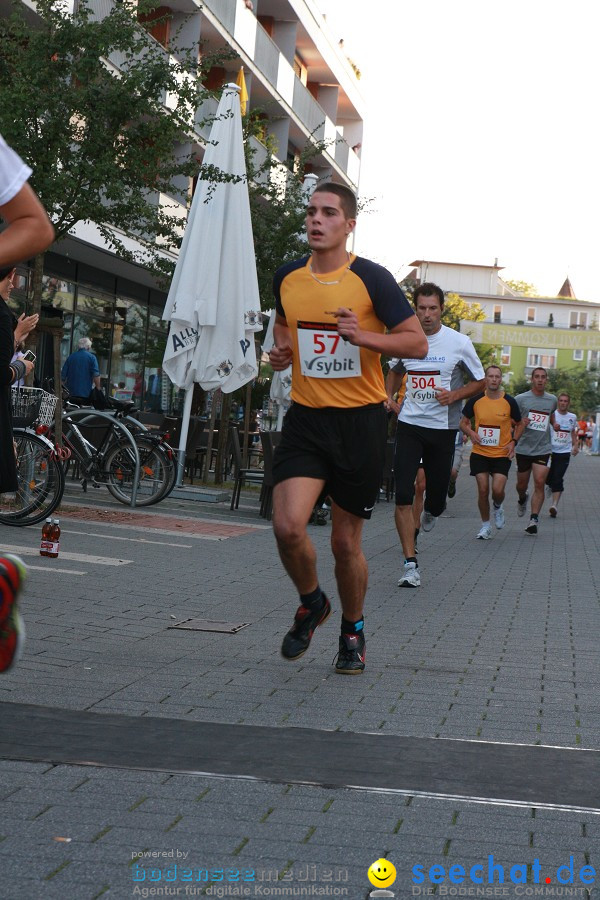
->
[110,299,147,407]
[527,347,556,369]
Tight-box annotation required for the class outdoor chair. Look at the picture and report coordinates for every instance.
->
[183,418,206,483]
[259,431,282,520]
[230,426,264,510]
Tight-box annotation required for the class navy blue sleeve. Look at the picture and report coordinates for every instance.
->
[506,394,522,421]
[272,257,308,319]
[462,394,481,419]
[350,257,414,329]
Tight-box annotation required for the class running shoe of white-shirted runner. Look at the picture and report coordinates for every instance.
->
[476,523,492,540]
[494,505,505,529]
[398,561,420,587]
[517,491,529,517]
[420,510,437,532]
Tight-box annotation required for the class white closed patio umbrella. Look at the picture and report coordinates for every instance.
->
[162,82,262,484]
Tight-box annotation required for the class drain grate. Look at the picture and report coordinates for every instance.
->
[168,619,251,634]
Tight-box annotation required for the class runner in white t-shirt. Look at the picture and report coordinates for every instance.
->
[0,133,54,267]
[385,283,485,587]
[1,133,54,676]
[546,391,578,518]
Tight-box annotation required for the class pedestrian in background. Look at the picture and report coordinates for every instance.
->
[61,336,101,404]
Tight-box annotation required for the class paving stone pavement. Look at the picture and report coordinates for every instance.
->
[1,453,599,898]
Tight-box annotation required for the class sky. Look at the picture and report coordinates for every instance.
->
[320,0,599,300]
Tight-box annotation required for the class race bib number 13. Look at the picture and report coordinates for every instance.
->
[297,321,361,378]
[478,425,500,446]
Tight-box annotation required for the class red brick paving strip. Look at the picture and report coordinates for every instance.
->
[58,504,262,537]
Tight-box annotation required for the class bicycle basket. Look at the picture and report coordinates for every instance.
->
[11,386,58,428]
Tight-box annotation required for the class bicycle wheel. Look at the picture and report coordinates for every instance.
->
[104,438,173,507]
[0,430,65,526]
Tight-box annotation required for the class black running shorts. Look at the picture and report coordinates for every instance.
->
[272,402,387,519]
[516,453,550,472]
[394,421,456,516]
[469,453,511,477]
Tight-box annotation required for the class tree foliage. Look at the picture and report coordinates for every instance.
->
[0,0,230,280]
[504,279,539,296]
[243,112,325,312]
[509,367,600,415]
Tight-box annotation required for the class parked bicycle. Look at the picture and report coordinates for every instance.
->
[0,386,64,526]
[55,392,177,507]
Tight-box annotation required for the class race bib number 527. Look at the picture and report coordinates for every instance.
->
[298,321,361,378]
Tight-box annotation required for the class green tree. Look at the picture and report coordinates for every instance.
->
[504,279,539,296]
[0,0,231,314]
[243,112,327,312]
[509,368,600,415]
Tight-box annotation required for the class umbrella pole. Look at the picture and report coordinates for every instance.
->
[276,403,285,431]
[175,386,194,487]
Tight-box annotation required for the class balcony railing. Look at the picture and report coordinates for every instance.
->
[254,23,280,85]
[486,317,599,331]
[201,0,236,33]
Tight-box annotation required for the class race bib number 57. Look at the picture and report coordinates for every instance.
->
[298,321,361,378]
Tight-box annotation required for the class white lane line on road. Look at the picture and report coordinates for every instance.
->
[62,529,193,549]
[25,565,87,575]
[176,771,600,817]
[58,519,224,541]
[1,544,132,566]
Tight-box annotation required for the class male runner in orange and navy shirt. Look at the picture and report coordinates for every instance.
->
[460,364,524,540]
[269,182,427,674]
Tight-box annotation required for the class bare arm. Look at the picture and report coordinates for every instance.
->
[459,414,482,445]
[0,183,55,266]
[436,377,485,408]
[513,418,526,442]
[332,307,428,359]
[269,314,293,371]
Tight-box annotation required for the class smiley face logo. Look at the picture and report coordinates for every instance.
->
[368,858,397,888]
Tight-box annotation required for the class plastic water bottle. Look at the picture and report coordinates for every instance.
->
[40,518,52,556]
[47,518,60,559]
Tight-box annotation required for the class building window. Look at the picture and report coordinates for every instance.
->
[573,349,584,361]
[589,350,599,370]
[493,305,502,323]
[527,307,536,323]
[527,348,557,369]
[500,345,511,366]
[570,310,588,329]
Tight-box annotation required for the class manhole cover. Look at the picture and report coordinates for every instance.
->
[168,619,251,634]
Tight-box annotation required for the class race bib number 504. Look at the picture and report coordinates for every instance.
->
[298,321,361,378]
[406,370,442,402]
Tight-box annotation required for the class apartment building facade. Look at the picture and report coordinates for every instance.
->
[409,260,600,382]
[5,0,364,410]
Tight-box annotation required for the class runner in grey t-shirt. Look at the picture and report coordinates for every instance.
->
[514,368,557,535]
